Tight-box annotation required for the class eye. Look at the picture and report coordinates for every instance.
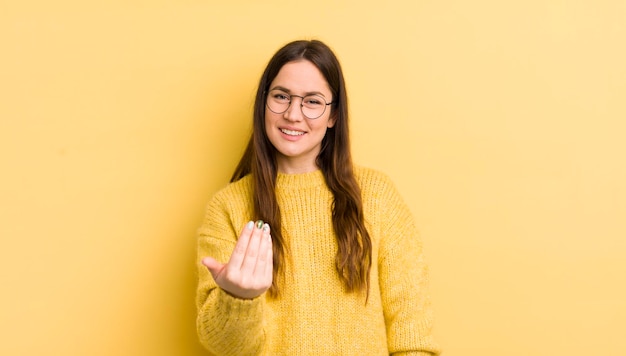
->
[304,96,324,107]
[271,91,290,102]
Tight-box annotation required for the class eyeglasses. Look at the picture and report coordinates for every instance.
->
[266,89,332,120]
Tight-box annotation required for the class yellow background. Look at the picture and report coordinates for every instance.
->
[1,1,624,355]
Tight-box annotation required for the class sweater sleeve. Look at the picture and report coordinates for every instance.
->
[376,175,441,356]
[196,190,266,356]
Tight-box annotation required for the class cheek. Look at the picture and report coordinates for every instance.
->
[264,111,274,130]
[265,107,280,121]
[264,111,281,139]
[320,114,335,129]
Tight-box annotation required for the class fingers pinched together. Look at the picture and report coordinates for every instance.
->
[202,220,273,299]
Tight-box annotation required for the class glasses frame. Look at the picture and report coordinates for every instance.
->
[265,90,333,120]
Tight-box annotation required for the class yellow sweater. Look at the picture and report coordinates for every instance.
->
[196,167,440,355]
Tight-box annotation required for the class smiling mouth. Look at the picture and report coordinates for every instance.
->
[280,128,306,136]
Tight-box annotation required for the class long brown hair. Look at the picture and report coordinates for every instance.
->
[231,40,372,297]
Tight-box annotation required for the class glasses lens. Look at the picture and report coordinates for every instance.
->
[301,95,327,119]
[266,90,328,119]
[267,90,290,114]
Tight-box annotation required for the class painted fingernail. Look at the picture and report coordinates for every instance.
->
[255,220,264,229]
[246,221,254,230]
[262,223,270,232]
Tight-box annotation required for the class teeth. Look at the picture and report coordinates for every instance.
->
[281,129,305,136]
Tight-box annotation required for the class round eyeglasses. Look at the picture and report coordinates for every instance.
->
[266,89,332,120]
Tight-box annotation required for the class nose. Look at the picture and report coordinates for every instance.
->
[283,95,304,121]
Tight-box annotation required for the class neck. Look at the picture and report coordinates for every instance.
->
[276,157,319,174]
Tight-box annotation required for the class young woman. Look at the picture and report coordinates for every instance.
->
[196,40,440,355]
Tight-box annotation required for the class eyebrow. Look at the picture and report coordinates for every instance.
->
[270,85,328,99]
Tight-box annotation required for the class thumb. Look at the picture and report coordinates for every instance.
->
[201,257,224,280]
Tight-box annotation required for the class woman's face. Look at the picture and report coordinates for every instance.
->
[264,60,335,173]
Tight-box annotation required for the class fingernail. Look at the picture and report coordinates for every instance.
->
[246,221,254,230]
[262,223,270,232]
[255,220,264,229]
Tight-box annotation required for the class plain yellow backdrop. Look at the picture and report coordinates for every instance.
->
[1,1,625,355]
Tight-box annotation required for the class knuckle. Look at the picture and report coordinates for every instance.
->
[224,268,242,282]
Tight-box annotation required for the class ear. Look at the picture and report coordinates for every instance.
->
[327,110,337,128]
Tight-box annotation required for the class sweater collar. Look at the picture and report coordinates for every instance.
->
[276,169,325,189]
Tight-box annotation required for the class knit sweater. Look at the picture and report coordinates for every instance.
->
[196,166,440,356]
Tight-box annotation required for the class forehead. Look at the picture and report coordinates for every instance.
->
[270,60,331,96]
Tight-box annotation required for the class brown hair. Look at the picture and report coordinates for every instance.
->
[231,40,372,298]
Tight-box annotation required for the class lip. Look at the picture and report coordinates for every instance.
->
[278,126,307,141]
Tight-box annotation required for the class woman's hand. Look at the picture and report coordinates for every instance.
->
[202,220,273,299]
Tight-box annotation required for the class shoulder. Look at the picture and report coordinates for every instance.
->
[207,175,253,210]
[352,165,407,215]
[353,165,397,195]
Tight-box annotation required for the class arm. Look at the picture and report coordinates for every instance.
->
[196,193,272,356]
[377,177,441,356]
